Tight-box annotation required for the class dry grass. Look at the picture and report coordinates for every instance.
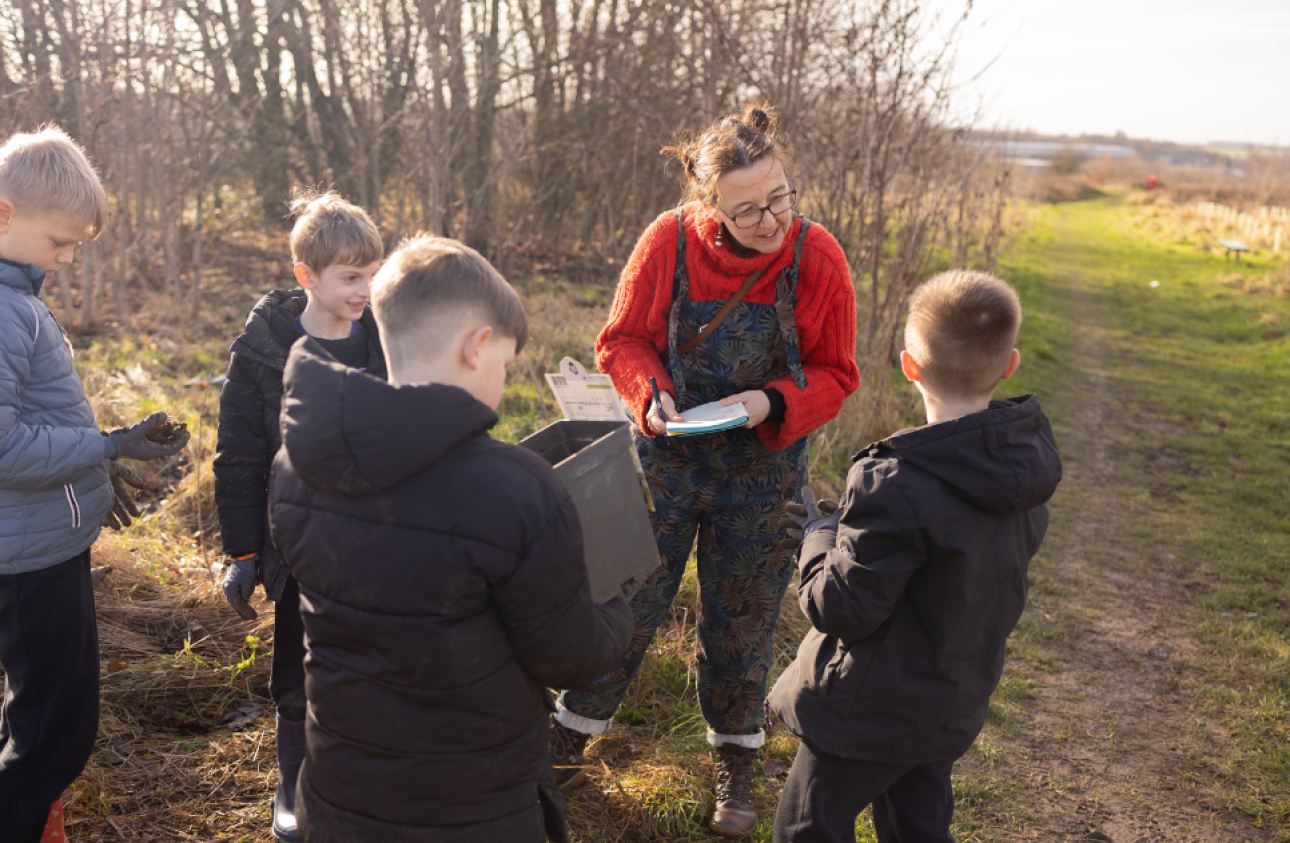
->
[1022,173,1102,204]
[1221,266,1290,299]
[64,540,279,841]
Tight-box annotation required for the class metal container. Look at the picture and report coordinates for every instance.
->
[517,420,658,603]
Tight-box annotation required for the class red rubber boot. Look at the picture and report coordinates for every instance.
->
[40,800,67,842]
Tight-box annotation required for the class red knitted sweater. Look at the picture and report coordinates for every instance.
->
[596,203,860,452]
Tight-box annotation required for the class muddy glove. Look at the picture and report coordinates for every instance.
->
[778,487,840,551]
[221,555,260,620]
[104,412,189,461]
[101,460,146,531]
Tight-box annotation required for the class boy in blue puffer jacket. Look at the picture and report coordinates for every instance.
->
[0,126,188,843]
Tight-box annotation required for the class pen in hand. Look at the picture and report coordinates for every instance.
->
[650,376,666,433]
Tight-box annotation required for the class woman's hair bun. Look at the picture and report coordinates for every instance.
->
[661,139,702,182]
[663,104,792,206]
[680,149,698,180]
[743,106,776,135]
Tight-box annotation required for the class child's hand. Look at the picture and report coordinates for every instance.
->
[221,556,260,620]
[105,412,190,461]
[101,460,146,531]
[778,488,840,550]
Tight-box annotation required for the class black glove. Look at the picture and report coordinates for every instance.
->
[221,555,260,620]
[778,487,840,551]
[101,460,147,531]
[105,412,190,461]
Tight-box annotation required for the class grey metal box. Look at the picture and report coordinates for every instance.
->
[517,420,659,603]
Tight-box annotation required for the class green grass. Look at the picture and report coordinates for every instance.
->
[982,197,1290,835]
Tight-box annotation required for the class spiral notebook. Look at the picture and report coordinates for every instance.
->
[666,401,748,437]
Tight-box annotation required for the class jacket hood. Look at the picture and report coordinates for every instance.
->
[280,337,497,496]
[232,287,385,376]
[230,288,308,368]
[860,394,1062,515]
[0,258,46,297]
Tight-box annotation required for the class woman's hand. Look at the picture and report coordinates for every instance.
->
[648,391,683,436]
[720,391,771,428]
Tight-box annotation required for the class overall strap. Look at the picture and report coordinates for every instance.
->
[775,217,813,391]
[677,266,767,354]
[666,207,690,406]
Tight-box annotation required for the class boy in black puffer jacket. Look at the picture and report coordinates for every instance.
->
[213,189,385,842]
[769,270,1062,843]
[267,234,633,843]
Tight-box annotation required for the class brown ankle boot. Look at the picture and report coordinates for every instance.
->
[710,744,758,837]
[549,716,591,793]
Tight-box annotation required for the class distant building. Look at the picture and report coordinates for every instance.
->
[995,141,1137,161]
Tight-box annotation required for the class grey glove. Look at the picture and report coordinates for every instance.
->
[778,487,840,551]
[221,555,260,620]
[105,412,190,461]
[101,460,146,531]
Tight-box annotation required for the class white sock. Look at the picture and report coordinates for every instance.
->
[707,729,765,749]
[554,702,613,736]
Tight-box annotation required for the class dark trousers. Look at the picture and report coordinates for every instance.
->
[0,550,100,843]
[773,740,955,843]
[271,574,307,722]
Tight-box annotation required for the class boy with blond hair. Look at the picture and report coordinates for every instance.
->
[0,126,187,842]
[770,270,1063,843]
[214,188,385,841]
[267,234,632,842]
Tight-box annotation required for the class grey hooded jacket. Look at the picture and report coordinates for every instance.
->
[0,259,114,574]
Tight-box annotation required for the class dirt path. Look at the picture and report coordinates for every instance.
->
[972,212,1269,842]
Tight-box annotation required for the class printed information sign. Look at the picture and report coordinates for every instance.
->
[545,357,629,422]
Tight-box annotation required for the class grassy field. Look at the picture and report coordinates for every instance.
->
[950,196,1289,841]
[37,194,1290,840]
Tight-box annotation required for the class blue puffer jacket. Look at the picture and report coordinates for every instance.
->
[0,259,114,574]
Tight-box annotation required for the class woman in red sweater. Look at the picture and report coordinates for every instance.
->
[552,106,859,836]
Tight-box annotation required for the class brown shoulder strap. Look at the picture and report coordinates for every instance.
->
[677,266,768,354]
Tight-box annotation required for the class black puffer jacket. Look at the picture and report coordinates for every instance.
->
[213,288,385,600]
[267,339,633,843]
[769,395,1062,764]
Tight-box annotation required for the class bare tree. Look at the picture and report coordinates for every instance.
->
[0,0,1015,427]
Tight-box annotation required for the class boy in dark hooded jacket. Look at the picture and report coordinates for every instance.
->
[213,189,385,842]
[267,234,633,843]
[769,269,1062,843]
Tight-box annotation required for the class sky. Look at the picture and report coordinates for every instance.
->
[935,0,1290,147]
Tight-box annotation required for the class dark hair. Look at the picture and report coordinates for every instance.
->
[371,233,528,354]
[905,270,1022,399]
[662,104,794,207]
[288,187,384,270]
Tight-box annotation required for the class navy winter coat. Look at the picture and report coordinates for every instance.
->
[268,339,633,843]
[213,288,385,600]
[769,395,1062,764]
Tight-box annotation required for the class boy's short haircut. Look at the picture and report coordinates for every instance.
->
[288,188,383,271]
[905,269,1021,399]
[0,125,108,239]
[372,233,528,354]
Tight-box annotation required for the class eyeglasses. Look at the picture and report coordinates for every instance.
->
[720,189,797,230]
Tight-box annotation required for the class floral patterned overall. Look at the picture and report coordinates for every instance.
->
[559,210,812,737]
